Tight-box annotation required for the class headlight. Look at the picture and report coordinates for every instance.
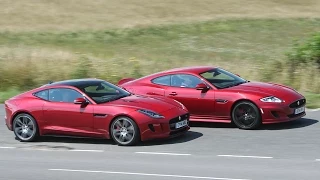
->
[260,96,283,103]
[137,109,164,119]
[173,99,186,110]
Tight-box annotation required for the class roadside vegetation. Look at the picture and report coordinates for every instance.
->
[0,0,319,108]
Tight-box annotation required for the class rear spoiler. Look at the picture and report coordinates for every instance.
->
[118,78,135,85]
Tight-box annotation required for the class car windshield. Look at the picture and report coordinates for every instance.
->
[200,68,248,89]
[78,81,131,104]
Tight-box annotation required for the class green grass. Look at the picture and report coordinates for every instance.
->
[304,92,320,109]
[0,88,21,103]
[0,19,320,108]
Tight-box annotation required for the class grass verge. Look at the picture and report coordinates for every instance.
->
[0,18,319,107]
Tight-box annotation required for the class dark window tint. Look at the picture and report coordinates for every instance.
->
[34,90,49,100]
[200,68,247,89]
[151,75,171,86]
[49,88,83,103]
[171,74,202,88]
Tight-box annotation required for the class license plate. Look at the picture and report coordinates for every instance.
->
[294,106,305,114]
[175,120,188,129]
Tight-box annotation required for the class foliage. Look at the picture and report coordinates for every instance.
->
[287,32,320,68]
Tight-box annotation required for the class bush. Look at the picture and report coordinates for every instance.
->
[286,32,320,92]
[287,32,320,67]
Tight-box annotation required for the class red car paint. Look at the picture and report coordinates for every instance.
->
[5,79,189,143]
[118,66,306,125]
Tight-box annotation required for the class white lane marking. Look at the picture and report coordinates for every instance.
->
[217,155,273,159]
[49,169,250,180]
[135,152,191,156]
[0,146,16,149]
[69,149,104,152]
[316,159,320,161]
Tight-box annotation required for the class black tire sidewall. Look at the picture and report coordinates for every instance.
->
[110,117,140,146]
[232,101,261,130]
[13,113,38,142]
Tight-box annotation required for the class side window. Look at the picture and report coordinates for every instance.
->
[34,90,49,101]
[151,75,171,86]
[49,88,83,103]
[171,74,202,88]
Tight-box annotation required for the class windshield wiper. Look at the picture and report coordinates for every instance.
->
[101,94,130,103]
[223,81,247,88]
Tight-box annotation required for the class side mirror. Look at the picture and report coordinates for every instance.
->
[196,83,209,91]
[74,97,87,105]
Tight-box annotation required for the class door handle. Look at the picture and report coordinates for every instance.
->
[147,92,157,95]
[168,92,177,96]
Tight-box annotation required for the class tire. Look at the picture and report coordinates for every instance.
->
[231,101,261,130]
[13,113,38,142]
[110,116,140,146]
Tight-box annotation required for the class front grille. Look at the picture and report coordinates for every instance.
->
[287,112,305,118]
[169,127,188,135]
[169,113,189,130]
[289,99,306,108]
[169,113,189,124]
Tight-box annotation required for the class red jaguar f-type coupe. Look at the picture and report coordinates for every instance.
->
[118,66,306,129]
[4,79,189,146]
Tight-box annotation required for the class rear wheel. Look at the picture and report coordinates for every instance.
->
[232,101,261,130]
[110,116,140,146]
[13,113,38,142]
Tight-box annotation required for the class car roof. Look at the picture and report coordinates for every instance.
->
[137,66,216,80]
[162,66,216,74]
[46,78,104,88]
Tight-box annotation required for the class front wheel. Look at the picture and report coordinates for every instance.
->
[13,113,38,142]
[110,116,140,146]
[232,101,261,130]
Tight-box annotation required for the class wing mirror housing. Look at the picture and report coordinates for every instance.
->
[74,97,88,106]
[195,83,209,91]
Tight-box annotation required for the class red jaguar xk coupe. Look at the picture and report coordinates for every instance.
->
[118,66,306,129]
[4,79,189,146]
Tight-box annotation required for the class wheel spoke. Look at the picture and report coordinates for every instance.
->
[27,121,33,127]
[21,132,27,138]
[119,135,125,142]
[122,120,129,128]
[22,117,28,125]
[113,130,121,137]
[16,119,23,126]
[125,133,133,141]
[15,127,22,134]
[115,121,122,128]
[26,130,33,137]
[127,125,134,132]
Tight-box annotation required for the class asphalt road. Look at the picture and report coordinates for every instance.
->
[0,104,319,180]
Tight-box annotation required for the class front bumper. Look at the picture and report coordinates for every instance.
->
[137,108,190,141]
[4,115,12,131]
[260,103,306,124]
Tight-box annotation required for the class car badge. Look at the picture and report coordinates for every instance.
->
[179,116,181,120]
[297,101,300,106]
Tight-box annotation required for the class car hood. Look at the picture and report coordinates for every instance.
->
[227,82,304,102]
[104,95,179,113]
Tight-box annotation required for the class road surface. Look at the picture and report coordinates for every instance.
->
[1,104,319,180]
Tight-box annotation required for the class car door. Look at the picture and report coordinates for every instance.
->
[164,74,215,117]
[43,88,94,136]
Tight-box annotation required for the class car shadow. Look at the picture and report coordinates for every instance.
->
[30,136,116,145]
[189,118,318,130]
[260,118,318,130]
[190,121,236,129]
[137,131,203,146]
[20,131,203,147]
